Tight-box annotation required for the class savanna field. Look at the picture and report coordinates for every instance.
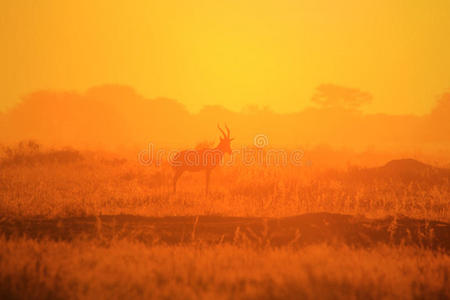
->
[3,1,450,299]
[0,142,449,299]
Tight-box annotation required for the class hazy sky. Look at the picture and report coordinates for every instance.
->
[1,0,449,114]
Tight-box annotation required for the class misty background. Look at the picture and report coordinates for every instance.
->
[0,84,449,153]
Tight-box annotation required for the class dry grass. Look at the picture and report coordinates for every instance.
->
[0,152,448,220]
[0,146,449,299]
[0,237,449,300]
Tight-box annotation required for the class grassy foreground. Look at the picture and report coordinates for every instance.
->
[1,153,449,221]
[1,237,449,300]
[1,146,449,299]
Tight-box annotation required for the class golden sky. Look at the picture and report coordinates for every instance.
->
[1,0,449,114]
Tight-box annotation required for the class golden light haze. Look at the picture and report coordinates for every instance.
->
[1,3,450,299]
[1,1,449,114]
[1,85,449,152]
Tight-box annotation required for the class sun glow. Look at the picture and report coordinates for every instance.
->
[1,1,450,114]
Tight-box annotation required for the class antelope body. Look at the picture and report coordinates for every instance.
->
[172,125,233,194]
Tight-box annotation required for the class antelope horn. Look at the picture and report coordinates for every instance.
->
[217,124,226,139]
[225,124,230,138]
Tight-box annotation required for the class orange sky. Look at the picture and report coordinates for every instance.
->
[1,1,449,115]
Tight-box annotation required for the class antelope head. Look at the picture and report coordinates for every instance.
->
[217,124,234,154]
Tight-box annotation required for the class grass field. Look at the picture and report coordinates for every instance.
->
[1,239,449,300]
[0,145,449,299]
[1,147,448,220]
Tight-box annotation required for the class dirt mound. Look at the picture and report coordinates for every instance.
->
[1,213,448,250]
[379,159,450,183]
[382,158,433,172]
[348,159,450,185]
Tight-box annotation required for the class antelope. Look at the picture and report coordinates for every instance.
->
[172,124,233,194]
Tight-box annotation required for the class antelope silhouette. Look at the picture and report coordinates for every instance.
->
[172,124,233,194]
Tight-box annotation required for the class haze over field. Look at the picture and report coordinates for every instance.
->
[0,85,449,151]
[1,1,449,299]
[2,1,449,153]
